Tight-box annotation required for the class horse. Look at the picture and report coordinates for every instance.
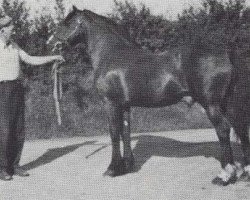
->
[47,6,250,186]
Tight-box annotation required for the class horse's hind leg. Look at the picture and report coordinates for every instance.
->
[103,100,125,177]
[121,108,135,173]
[233,123,250,181]
[206,105,237,186]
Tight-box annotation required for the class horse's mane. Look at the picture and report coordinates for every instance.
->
[82,9,133,44]
[83,10,119,30]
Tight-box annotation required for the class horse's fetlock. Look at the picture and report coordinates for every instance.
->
[237,165,250,181]
[235,162,244,178]
[218,164,237,182]
[212,163,238,186]
[244,165,250,174]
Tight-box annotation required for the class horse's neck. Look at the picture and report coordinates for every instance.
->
[88,35,107,70]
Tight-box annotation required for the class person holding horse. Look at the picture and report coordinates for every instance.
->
[0,14,64,181]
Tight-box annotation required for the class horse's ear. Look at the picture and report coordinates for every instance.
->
[72,5,78,11]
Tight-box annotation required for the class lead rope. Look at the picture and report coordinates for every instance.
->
[52,61,62,125]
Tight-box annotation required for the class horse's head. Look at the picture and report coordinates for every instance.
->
[47,6,88,50]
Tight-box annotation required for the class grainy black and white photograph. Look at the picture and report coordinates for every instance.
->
[1,0,250,199]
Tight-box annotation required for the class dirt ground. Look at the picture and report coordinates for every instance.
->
[1,129,250,200]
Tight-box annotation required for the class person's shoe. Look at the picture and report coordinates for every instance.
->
[14,167,29,177]
[0,170,12,181]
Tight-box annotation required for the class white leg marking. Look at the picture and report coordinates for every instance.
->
[244,165,250,174]
[217,164,236,182]
[235,162,244,178]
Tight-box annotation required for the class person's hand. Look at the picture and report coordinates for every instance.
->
[54,55,65,63]
[52,55,65,74]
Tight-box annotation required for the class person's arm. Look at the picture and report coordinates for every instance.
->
[18,49,64,66]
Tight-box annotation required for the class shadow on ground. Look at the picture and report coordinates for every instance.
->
[21,135,243,174]
[131,135,242,173]
[22,141,96,170]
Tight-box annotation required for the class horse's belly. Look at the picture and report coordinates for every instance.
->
[96,70,188,107]
[127,74,187,107]
[129,88,185,107]
[129,98,181,107]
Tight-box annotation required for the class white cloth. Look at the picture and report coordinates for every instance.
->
[0,40,20,81]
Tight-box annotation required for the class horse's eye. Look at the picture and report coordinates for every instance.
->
[63,21,69,26]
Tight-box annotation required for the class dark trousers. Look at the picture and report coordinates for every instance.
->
[0,80,25,174]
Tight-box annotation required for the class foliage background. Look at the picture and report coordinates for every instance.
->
[1,0,249,139]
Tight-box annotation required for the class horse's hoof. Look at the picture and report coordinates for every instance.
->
[123,157,135,173]
[103,161,125,177]
[212,164,237,186]
[212,176,237,186]
[103,168,125,177]
[238,171,250,182]
[238,165,250,182]
[103,169,117,177]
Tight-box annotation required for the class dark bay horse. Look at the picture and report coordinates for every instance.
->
[47,6,250,186]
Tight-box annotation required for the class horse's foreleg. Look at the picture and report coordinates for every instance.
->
[234,123,250,181]
[121,108,135,173]
[103,101,125,177]
[206,105,237,186]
